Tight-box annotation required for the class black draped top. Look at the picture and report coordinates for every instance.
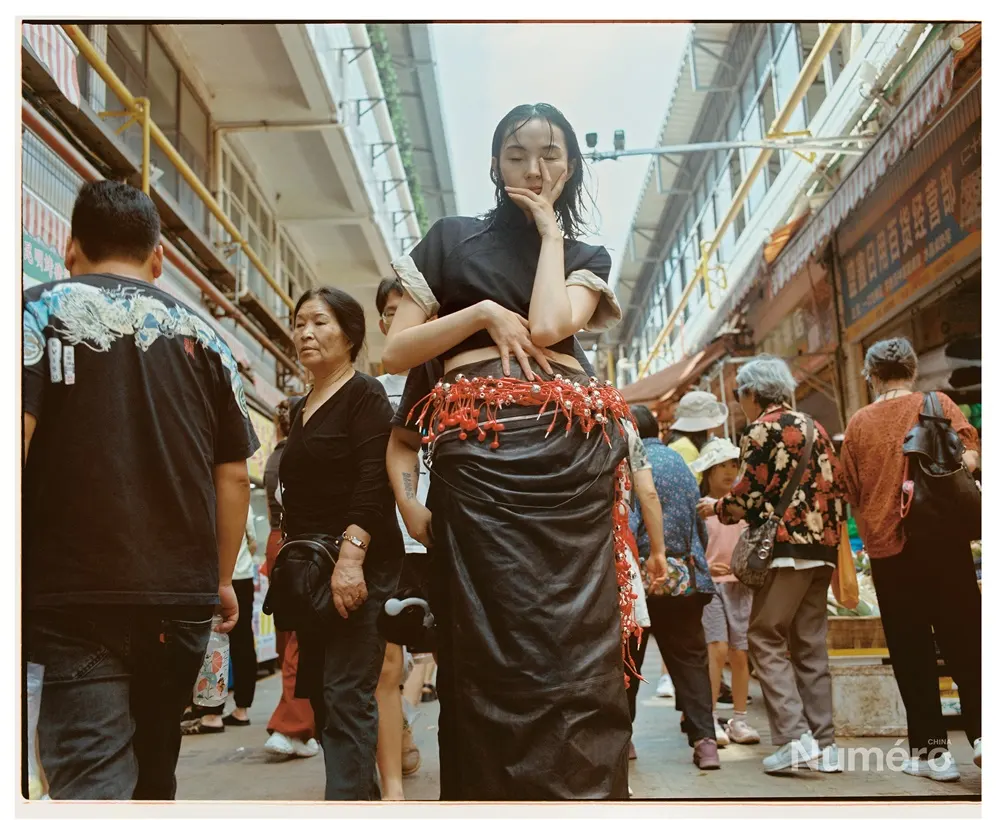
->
[391,201,621,361]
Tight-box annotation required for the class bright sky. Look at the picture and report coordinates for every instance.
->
[429,23,689,283]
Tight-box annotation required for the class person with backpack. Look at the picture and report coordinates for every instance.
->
[840,337,981,781]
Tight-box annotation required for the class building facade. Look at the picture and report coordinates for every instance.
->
[611,22,980,442]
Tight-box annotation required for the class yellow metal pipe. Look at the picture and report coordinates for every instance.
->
[137,97,151,194]
[62,24,294,312]
[637,23,845,379]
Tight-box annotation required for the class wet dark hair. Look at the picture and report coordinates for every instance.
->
[863,337,919,383]
[487,103,592,239]
[630,405,660,439]
[293,286,366,363]
[376,277,403,316]
[274,399,292,438]
[71,180,161,264]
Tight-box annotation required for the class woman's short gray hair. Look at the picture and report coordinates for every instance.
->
[735,355,797,406]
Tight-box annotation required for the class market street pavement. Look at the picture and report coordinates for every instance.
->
[175,638,982,802]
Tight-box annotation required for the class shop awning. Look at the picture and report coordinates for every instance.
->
[768,53,956,297]
[618,339,727,404]
[22,24,81,107]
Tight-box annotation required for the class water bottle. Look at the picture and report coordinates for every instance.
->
[193,615,230,708]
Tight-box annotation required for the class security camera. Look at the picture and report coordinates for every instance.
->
[586,132,598,149]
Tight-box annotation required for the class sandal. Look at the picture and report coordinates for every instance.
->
[420,684,438,703]
[222,714,251,727]
[181,718,225,736]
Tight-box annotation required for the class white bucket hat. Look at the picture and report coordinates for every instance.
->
[670,391,729,433]
[690,437,742,475]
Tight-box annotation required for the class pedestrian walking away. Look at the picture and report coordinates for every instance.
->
[840,338,981,782]
[23,180,259,800]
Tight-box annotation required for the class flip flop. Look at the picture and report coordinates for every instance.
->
[181,718,225,736]
[222,714,251,727]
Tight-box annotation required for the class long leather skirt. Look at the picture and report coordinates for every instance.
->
[423,360,631,801]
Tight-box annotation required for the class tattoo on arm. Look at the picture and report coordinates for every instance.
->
[401,460,420,500]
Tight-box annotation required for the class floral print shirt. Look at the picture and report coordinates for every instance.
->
[714,406,847,563]
[630,438,715,597]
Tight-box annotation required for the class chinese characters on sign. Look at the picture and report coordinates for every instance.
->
[838,121,981,331]
[23,231,70,289]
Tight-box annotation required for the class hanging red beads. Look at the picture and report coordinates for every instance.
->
[406,373,644,687]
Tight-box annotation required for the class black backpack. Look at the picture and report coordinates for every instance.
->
[901,392,981,541]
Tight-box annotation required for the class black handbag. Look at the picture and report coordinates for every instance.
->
[731,416,815,590]
[262,535,340,632]
[901,392,981,541]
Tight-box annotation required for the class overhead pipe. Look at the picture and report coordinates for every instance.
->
[637,23,845,379]
[22,99,306,381]
[62,24,295,312]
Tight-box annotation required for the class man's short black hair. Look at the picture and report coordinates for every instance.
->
[71,180,161,265]
[376,277,404,316]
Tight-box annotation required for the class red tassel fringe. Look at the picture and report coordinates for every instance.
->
[407,373,644,688]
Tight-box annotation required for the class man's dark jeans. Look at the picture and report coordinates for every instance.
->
[26,605,213,800]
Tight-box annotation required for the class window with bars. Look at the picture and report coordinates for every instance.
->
[95,25,210,232]
[222,151,277,308]
[279,231,317,320]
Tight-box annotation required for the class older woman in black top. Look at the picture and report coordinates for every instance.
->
[279,286,403,800]
[382,103,637,801]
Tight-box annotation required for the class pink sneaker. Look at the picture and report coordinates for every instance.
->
[693,738,721,770]
[726,718,761,745]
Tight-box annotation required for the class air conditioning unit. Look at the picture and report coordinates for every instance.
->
[914,339,981,393]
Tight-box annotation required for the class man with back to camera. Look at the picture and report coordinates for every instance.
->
[23,180,260,800]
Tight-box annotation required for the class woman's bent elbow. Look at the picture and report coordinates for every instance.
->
[380,346,406,375]
[530,326,571,349]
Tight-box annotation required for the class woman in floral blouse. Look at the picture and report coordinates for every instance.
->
[697,355,846,776]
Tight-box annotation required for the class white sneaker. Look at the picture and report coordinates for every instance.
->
[974,738,981,768]
[655,674,675,698]
[763,732,820,774]
[291,737,320,758]
[714,720,731,747]
[264,732,296,759]
[902,752,960,782]
[815,744,844,773]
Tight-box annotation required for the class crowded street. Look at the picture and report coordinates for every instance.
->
[173,639,982,801]
[21,17,982,811]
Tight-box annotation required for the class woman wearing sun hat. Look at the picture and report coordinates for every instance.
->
[691,438,760,747]
[668,391,729,484]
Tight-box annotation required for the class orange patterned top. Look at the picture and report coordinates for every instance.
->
[840,392,978,559]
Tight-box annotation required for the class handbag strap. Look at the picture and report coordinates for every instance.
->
[773,415,815,520]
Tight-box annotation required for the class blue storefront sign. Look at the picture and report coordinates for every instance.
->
[838,119,981,338]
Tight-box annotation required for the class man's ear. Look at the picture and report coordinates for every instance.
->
[150,244,164,280]
[64,238,79,275]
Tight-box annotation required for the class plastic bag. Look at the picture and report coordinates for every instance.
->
[26,663,49,800]
[193,616,230,708]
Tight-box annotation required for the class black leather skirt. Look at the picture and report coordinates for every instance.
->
[424,359,631,800]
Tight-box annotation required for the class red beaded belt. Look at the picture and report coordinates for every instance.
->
[407,372,644,686]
